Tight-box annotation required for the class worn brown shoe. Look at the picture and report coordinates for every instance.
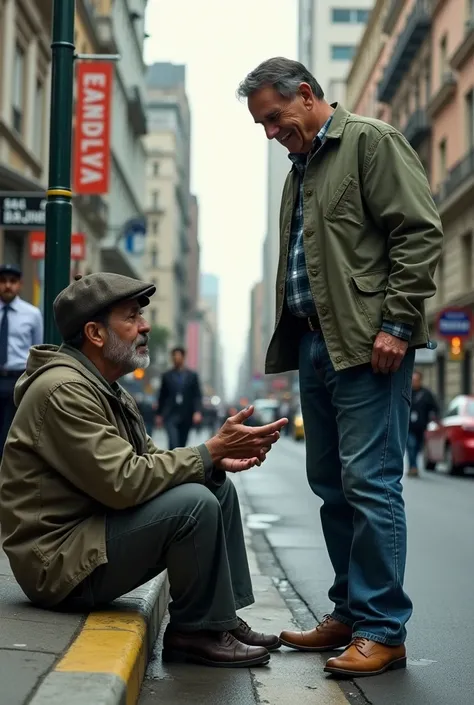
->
[324,637,407,677]
[230,617,281,651]
[279,615,352,652]
[162,626,270,668]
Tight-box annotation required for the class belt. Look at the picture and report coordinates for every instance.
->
[307,315,321,331]
[0,369,24,378]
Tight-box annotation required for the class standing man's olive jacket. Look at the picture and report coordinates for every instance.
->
[0,345,215,607]
[266,104,443,374]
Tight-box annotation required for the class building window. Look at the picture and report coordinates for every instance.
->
[12,44,24,134]
[151,219,159,235]
[439,139,447,183]
[331,45,356,61]
[462,232,473,290]
[466,89,474,149]
[34,81,44,158]
[150,247,158,268]
[439,36,448,82]
[153,161,160,176]
[331,8,370,23]
[150,308,157,324]
[151,190,159,210]
[437,254,445,304]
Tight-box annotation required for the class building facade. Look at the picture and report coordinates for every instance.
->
[0,0,147,310]
[145,62,191,347]
[347,0,474,408]
[299,0,374,102]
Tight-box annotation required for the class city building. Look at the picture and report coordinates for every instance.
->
[187,194,200,314]
[346,0,474,407]
[248,281,266,398]
[145,62,191,346]
[0,0,51,303]
[298,0,374,102]
[94,0,148,279]
[0,0,148,309]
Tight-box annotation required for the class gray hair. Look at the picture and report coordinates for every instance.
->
[237,57,324,100]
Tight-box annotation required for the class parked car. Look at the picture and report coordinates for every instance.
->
[423,394,474,475]
[293,404,305,441]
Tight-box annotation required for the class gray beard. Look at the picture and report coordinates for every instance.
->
[103,328,150,374]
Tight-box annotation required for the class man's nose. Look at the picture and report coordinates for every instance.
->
[139,318,151,333]
[265,124,280,140]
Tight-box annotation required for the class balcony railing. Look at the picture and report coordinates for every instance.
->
[403,108,431,148]
[427,72,457,119]
[436,148,474,206]
[383,0,404,35]
[378,0,431,104]
[450,19,474,71]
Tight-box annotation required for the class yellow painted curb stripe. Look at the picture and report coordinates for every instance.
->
[47,188,73,197]
[56,611,147,705]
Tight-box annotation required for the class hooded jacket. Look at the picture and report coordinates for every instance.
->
[0,345,212,607]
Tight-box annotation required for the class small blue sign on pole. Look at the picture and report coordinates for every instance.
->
[436,308,473,339]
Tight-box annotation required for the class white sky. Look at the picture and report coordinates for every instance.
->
[145,0,297,399]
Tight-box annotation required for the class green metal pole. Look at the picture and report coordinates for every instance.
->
[43,0,76,344]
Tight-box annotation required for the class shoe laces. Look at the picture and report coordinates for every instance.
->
[316,614,333,630]
[222,631,235,646]
[350,637,369,653]
[237,617,251,634]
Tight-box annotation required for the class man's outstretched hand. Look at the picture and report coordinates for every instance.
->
[205,406,287,468]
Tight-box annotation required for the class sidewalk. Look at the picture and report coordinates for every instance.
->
[0,546,169,705]
[139,475,349,705]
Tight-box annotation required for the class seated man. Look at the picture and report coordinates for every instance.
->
[0,273,287,668]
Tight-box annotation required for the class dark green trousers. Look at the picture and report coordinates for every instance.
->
[65,478,254,631]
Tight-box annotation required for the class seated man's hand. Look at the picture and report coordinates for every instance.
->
[205,406,287,467]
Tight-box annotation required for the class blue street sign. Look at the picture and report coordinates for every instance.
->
[437,309,472,338]
[123,216,147,256]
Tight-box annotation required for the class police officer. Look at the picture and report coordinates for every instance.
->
[0,264,43,456]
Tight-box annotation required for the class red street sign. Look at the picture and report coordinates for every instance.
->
[73,62,113,195]
[29,232,86,261]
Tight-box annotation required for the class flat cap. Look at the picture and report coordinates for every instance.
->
[54,272,156,340]
[0,264,22,278]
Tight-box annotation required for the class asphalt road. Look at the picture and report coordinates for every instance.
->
[240,436,474,705]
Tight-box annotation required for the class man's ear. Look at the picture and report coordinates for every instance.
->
[83,321,105,348]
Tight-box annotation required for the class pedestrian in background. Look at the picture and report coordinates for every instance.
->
[156,347,203,449]
[0,264,43,457]
[407,370,440,477]
[238,57,443,678]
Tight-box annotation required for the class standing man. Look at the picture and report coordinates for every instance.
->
[0,264,43,456]
[238,58,443,677]
[157,347,203,449]
[407,370,440,477]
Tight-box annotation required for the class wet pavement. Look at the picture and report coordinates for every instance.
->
[240,436,474,705]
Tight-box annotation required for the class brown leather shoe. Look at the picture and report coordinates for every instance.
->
[279,615,352,652]
[324,637,407,677]
[230,617,281,651]
[162,626,270,668]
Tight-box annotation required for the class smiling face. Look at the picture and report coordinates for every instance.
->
[247,83,319,153]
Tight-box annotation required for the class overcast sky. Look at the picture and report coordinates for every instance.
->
[145,0,297,399]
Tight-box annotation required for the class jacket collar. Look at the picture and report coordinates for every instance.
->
[325,102,350,141]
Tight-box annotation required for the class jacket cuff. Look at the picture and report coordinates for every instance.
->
[197,444,227,487]
[381,320,412,342]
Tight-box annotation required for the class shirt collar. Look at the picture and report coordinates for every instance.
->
[288,115,334,170]
[0,296,19,311]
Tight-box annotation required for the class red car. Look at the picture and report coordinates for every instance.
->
[423,395,474,476]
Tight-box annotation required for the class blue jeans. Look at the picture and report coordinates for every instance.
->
[299,331,415,645]
[406,431,423,469]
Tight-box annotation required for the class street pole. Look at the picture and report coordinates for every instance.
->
[43,0,76,344]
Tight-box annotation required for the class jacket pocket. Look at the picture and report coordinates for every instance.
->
[324,175,363,224]
[351,271,388,331]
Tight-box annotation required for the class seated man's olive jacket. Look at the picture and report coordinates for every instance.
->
[266,104,444,374]
[0,345,216,607]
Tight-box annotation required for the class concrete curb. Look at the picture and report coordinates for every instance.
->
[28,572,169,705]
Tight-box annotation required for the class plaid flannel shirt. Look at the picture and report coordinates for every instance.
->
[285,117,412,342]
